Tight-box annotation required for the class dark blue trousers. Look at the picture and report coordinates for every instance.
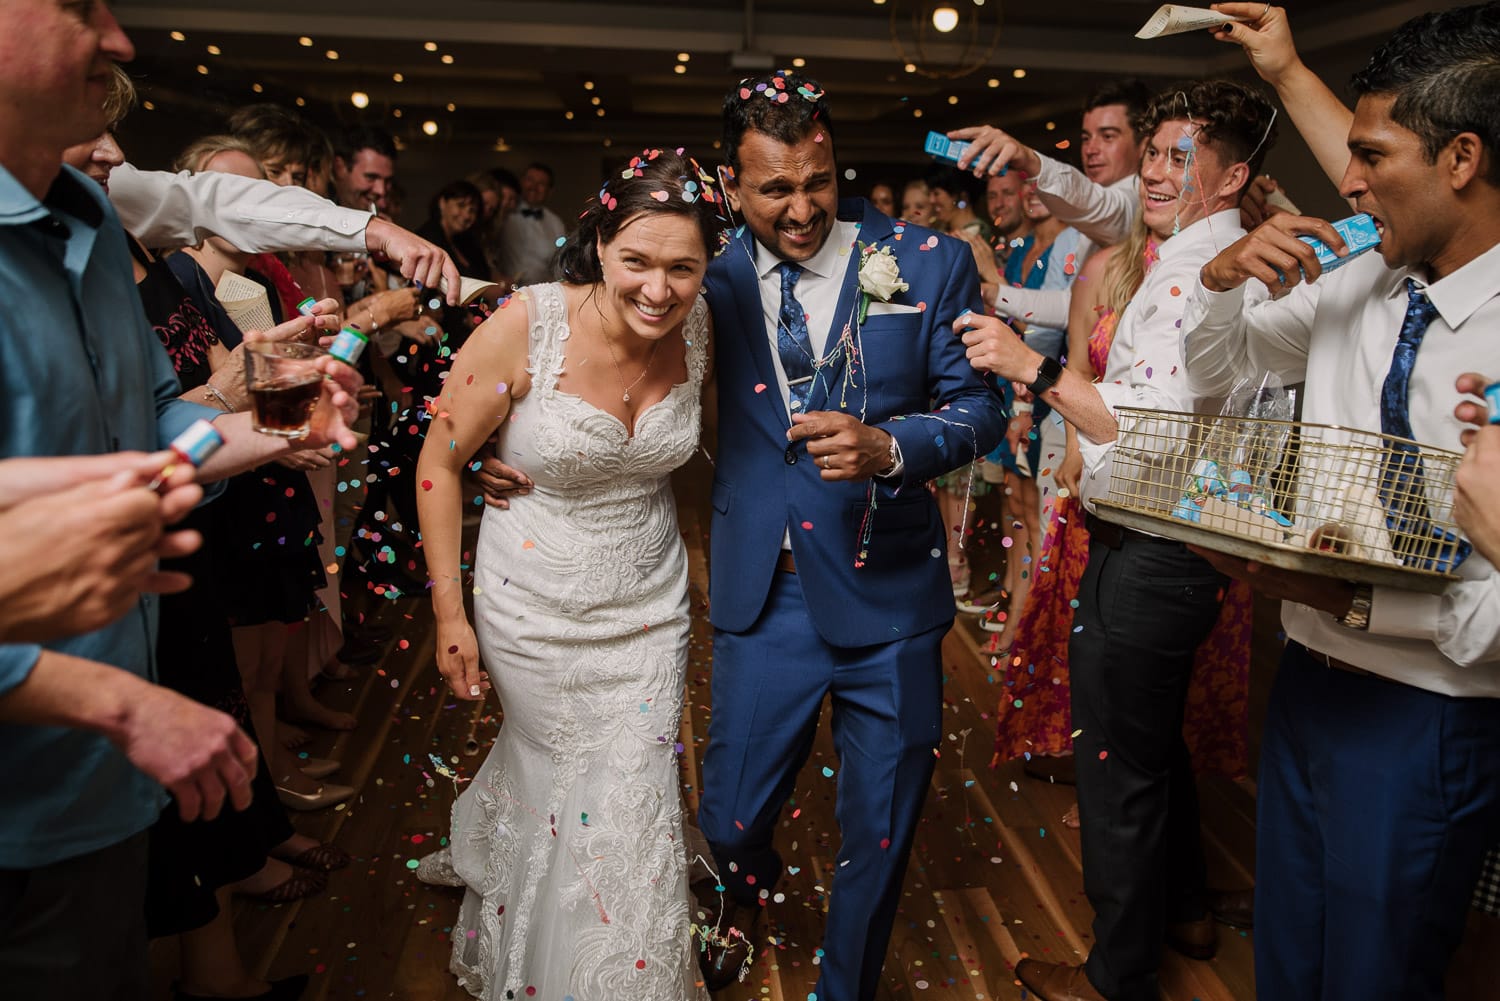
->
[699,568,945,1001]
[1255,641,1500,1000]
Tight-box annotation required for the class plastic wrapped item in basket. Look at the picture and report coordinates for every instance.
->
[1094,381,1468,593]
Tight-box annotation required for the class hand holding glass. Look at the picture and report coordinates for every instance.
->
[244,342,326,439]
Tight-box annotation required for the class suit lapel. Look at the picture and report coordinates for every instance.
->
[724,226,791,429]
[806,201,896,413]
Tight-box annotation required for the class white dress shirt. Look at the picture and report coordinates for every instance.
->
[108,162,369,253]
[752,220,862,417]
[500,202,567,286]
[1183,241,1500,694]
[991,159,1138,329]
[1077,209,1246,510]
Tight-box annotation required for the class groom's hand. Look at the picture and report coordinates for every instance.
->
[788,411,894,482]
[474,432,534,509]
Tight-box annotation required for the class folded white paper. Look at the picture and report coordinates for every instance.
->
[215,270,276,336]
[1135,4,1242,39]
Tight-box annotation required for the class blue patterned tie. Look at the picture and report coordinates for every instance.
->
[776,263,816,412]
[1378,278,1469,571]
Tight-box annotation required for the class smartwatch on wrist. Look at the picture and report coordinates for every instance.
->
[1027,356,1063,397]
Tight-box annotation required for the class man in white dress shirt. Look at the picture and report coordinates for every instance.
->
[952,79,1152,330]
[1182,5,1500,998]
[955,79,1280,1001]
[498,162,566,286]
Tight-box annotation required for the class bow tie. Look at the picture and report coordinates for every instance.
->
[519,207,543,219]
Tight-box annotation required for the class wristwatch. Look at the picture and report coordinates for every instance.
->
[1027,356,1063,397]
[1338,582,1373,630]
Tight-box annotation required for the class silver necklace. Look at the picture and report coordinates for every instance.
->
[600,326,660,403]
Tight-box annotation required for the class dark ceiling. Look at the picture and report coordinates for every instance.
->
[115,0,1452,163]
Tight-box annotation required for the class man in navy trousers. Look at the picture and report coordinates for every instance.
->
[695,71,1006,1000]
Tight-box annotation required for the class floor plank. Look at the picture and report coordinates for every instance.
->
[152,463,1258,1000]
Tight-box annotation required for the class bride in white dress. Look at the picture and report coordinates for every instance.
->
[414,150,720,1001]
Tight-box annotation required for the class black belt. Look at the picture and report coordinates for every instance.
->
[776,550,797,574]
[1084,513,1180,550]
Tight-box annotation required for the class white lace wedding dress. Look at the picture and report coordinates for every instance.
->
[423,283,710,1001]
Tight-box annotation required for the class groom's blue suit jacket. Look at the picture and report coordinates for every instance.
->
[703,198,1007,647]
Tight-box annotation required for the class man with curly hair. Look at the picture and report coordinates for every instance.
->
[953,78,1280,1001]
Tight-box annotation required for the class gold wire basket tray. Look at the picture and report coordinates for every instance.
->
[1093,407,1468,594]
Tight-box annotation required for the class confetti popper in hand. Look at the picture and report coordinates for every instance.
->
[149,418,224,490]
[329,325,370,366]
[295,296,319,317]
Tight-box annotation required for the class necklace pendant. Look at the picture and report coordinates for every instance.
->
[623,392,631,402]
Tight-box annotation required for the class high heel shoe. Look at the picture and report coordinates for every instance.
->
[297,756,341,779]
[275,782,354,811]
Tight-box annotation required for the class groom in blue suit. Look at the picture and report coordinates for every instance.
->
[696,72,1006,1000]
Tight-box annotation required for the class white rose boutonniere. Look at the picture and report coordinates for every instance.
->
[856,243,909,324]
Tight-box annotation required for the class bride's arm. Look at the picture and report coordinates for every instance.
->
[415,305,532,700]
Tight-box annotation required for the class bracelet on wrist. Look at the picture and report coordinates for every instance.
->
[201,383,236,413]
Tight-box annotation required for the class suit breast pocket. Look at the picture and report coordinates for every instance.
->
[854,315,929,410]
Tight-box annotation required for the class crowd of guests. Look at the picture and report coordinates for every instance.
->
[1,1,1498,1000]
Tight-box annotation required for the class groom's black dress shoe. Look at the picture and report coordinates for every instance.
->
[697,898,759,992]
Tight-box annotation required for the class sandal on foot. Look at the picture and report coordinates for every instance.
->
[241,866,326,904]
[275,842,351,872]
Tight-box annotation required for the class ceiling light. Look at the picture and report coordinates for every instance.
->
[195,64,208,75]
[325,49,339,60]
[251,82,263,93]
[423,41,438,52]
[1045,121,1056,130]
[913,108,924,118]
[294,97,306,107]
[564,110,575,120]
[932,6,959,32]
[422,120,439,136]
[446,102,456,112]
[904,62,916,73]
[440,54,455,64]
[143,100,156,110]
[392,108,403,118]
[351,91,369,109]
[206,44,221,55]
[948,94,959,104]
[596,108,606,117]
[584,80,595,90]
[792,57,806,68]
[673,64,686,74]
[874,0,886,5]
[603,138,613,147]
[392,72,404,83]
[677,52,690,62]
[1013,67,1026,78]
[987,77,999,88]
[170,30,186,42]
[298,36,313,47]
[713,139,722,149]
[844,168,857,180]
[590,96,601,106]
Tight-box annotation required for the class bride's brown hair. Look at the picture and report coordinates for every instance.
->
[558,148,724,285]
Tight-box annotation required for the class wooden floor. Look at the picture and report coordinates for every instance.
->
[160,455,1260,1001]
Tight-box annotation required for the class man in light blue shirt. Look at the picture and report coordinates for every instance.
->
[0,3,369,995]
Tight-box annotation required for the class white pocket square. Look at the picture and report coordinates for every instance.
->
[866,300,922,316]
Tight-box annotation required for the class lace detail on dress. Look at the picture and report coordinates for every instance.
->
[436,282,708,1001]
